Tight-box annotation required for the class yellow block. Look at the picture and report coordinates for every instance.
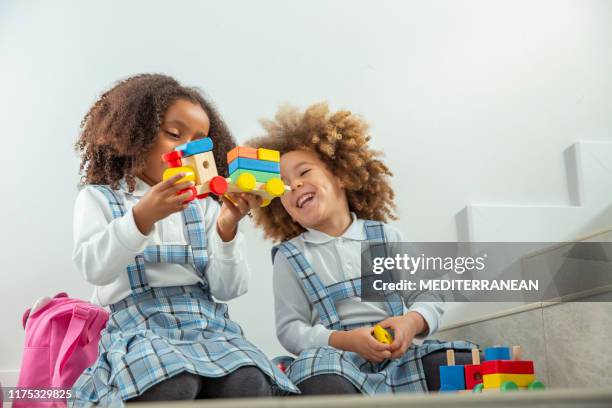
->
[258,148,280,162]
[372,325,393,345]
[483,373,535,389]
[163,166,196,184]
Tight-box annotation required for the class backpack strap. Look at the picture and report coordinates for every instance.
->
[51,304,91,388]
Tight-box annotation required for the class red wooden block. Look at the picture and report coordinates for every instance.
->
[162,150,184,168]
[481,360,534,375]
[464,364,483,390]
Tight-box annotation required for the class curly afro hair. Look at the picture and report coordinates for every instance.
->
[76,73,235,193]
[247,102,397,243]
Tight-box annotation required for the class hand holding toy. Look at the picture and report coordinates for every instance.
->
[372,325,394,345]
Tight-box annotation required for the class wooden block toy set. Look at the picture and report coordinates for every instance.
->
[439,345,545,393]
[225,146,288,207]
[162,138,227,200]
[162,139,289,206]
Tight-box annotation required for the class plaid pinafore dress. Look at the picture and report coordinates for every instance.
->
[272,220,474,395]
[69,186,298,407]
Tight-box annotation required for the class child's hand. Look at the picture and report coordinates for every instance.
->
[378,312,428,359]
[329,327,392,363]
[133,173,194,235]
[217,193,262,242]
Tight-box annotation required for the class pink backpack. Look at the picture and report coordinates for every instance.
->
[16,293,109,407]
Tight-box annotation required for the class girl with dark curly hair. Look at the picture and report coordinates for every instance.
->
[70,74,298,406]
[247,103,474,395]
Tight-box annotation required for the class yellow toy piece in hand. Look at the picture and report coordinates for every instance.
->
[372,325,393,345]
[163,167,196,184]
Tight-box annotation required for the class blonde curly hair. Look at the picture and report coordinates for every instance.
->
[247,102,397,243]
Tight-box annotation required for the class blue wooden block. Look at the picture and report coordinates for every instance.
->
[484,346,511,361]
[176,138,214,157]
[228,157,280,174]
[439,365,465,391]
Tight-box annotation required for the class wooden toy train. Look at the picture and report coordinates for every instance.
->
[440,345,545,393]
[162,138,289,206]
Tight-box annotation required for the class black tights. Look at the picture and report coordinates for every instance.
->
[128,350,476,401]
[128,366,273,402]
[297,374,360,395]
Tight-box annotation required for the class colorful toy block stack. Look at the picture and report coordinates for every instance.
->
[161,141,289,206]
[439,345,545,393]
[162,137,228,202]
[479,346,544,392]
[226,146,289,207]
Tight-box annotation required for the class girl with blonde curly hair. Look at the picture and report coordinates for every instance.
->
[248,103,474,395]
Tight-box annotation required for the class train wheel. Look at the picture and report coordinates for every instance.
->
[265,178,285,197]
[500,381,518,392]
[528,381,545,391]
[472,383,484,393]
[236,173,256,191]
[210,176,228,195]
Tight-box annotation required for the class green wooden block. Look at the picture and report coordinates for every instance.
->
[230,169,280,183]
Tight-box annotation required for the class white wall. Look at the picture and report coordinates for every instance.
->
[1,0,611,378]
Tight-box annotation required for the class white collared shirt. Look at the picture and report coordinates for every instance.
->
[72,178,249,306]
[273,214,443,355]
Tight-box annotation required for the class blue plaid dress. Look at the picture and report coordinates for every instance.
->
[272,220,475,395]
[69,186,298,407]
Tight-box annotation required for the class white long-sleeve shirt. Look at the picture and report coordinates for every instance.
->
[73,178,250,306]
[273,214,444,356]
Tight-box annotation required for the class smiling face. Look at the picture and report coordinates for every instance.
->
[139,99,211,185]
[280,149,351,235]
